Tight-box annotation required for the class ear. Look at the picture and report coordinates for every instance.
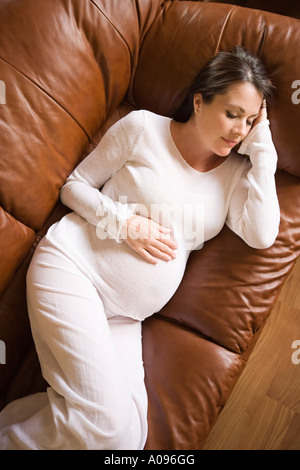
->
[193,93,203,114]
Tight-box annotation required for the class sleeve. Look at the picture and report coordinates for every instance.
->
[60,111,143,242]
[225,119,280,249]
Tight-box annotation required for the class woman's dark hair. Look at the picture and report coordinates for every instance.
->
[173,45,274,123]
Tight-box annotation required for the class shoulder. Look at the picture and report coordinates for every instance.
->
[120,109,170,138]
[116,109,145,130]
[125,109,170,127]
[110,110,171,150]
[104,110,146,149]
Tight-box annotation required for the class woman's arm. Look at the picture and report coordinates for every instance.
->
[60,112,142,242]
[60,110,177,262]
[226,111,280,249]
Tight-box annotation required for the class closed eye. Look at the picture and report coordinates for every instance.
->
[226,111,237,119]
[226,111,253,127]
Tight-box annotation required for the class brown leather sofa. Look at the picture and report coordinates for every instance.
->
[0,0,299,450]
[185,0,300,19]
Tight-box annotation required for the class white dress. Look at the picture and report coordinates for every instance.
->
[47,109,280,320]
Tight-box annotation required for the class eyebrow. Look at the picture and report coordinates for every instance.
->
[227,104,259,117]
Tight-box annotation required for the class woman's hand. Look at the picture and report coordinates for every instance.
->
[121,215,178,264]
[252,99,268,127]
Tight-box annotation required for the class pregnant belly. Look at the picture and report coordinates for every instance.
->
[93,237,188,320]
[48,214,189,321]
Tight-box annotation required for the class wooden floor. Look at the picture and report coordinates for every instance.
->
[202,256,300,450]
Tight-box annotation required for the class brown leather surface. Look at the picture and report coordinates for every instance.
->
[0,208,35,295]
[0,0,299,450]
[143,316,244,450]
[192,0,300,19]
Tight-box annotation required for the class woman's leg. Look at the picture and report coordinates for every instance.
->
[0,241,147,450]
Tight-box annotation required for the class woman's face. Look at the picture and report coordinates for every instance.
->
[193,81,263,157]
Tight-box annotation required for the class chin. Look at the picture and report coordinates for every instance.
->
[215,148,232,157]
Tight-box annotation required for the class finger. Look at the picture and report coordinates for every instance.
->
[149,239,177,259]
[260,99,268,116]
[253,104,268,127]
[138,248,158,265]
[147,244,174,262]
[143,222,178,248]
[260,106,267,117]
[146,217,172,233]
[157,234,178,250]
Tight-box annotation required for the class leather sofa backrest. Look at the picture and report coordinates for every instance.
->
[0,0,162,235]
[195,0,300,19]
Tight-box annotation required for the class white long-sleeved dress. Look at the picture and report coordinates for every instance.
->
[0,109,280,450]
[46,109,280,321]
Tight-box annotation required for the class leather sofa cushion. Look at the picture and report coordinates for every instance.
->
[143,316,244,449]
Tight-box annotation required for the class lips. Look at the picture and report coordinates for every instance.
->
[222,137,238,146]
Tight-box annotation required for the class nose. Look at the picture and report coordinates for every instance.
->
[232,120,248,139]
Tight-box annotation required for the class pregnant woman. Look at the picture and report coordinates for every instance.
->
[0,46,280,449]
